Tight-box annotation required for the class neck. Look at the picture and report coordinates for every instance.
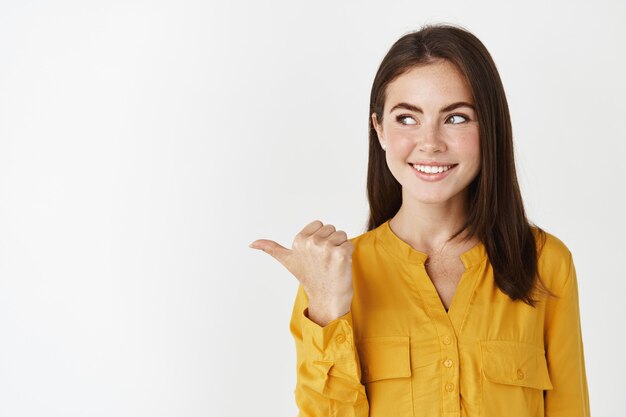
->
[389,188,473,254]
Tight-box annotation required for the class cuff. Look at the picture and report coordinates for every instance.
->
[301,308,355,360]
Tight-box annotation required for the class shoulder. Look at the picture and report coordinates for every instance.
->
[533,226,572,262]
[531,226,575,291]
[346,222,389,263]
[348,226,378,249]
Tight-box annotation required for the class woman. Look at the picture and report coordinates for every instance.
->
[249,23,590,417]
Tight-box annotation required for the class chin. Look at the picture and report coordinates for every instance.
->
[408,191,455,205]
[403,180,466,202]
[418,197,454,205]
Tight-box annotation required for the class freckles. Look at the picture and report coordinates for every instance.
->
[454,132,480,150]
[387,134,414,150]
[459,136,480,149]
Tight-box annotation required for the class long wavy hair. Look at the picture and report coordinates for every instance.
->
[366,23,554,306]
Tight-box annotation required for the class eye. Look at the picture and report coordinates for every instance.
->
[447,114,470,124]
[396,114,417,125]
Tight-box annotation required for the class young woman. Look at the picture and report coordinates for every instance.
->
[249,23,590,417]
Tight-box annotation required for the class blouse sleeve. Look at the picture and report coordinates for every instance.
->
[544,251,591,416]
[289,284,369,416]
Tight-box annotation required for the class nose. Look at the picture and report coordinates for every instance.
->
[417,123,446,153]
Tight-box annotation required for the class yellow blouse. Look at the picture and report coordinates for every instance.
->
[289,219,590,417]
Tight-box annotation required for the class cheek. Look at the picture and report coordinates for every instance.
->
[455,132,481,164]
[386,133,415,155]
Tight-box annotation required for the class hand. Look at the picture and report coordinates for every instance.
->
[249,220,354,326]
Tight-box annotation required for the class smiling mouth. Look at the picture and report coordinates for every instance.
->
[409,163,458,174]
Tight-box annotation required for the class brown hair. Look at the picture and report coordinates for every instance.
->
[365,23,554,306]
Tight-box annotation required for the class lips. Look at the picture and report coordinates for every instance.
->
[409,162,458,182]
[410,163,458,174]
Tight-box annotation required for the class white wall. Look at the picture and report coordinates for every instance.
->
[0,0,623,415]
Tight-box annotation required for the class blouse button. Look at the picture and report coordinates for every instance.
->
[517,369,525,380]
[445,383,455,392]
[442,336,451,345]
[444,359,453,368]
[335,333,346,344]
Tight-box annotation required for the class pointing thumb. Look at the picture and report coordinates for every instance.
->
[249,239,291,265]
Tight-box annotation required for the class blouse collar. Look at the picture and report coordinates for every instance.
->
[375,219,487,269]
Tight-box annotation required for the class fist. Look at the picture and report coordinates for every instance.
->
[249,220,354,326]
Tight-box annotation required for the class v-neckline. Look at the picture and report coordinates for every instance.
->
[376,219,487,330]
[421,258,478,331]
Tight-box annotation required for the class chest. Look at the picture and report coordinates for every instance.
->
[424,254,466,310]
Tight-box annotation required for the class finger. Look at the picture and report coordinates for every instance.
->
[327,230,348,245]
[249,239,292,267]
[299,220,324,238]
[339,239,355,256]
[314,224,336,239]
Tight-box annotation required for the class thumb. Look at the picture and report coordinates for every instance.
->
[249,239,292,267]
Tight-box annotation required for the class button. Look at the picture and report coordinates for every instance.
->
[444,359,453,368]
[445,383,455,392]
[335,333,346,343]
[442,336,451,345]
[517,369,525,380]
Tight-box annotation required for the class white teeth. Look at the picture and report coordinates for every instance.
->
[412,164,453,173]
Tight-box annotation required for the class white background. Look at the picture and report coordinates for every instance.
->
[0,0,624,416]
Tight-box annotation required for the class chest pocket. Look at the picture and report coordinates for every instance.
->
[357,336,414,417]
[479,340,553,417]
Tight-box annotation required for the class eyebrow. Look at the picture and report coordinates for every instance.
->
[388,101,476,114]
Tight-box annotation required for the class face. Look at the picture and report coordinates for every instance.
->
[372,59,481,207]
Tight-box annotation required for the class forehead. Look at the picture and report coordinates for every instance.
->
[384,60,473,109]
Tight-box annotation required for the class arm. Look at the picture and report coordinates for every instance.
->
[544,251,591,416]
[290,284,369,417]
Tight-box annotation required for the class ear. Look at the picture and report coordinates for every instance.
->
[371,112,386,151]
